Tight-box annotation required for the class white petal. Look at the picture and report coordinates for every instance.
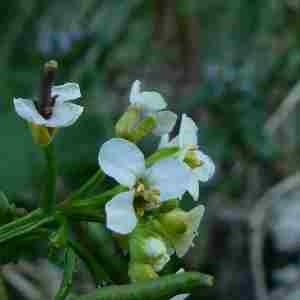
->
[158,134,170,149]
[153,111,177,136]
[139,92,166,111]
[45,102,84,127]
[105,191,137,234]
[187,174,199,201]
[129,80,141,104]
[14,98,46,125]
[146,158,191,201]
[51,83,81,102]
[179,114,198,148]
[98,138,145,188]
[170,294,190,300]
[193,151,215,182]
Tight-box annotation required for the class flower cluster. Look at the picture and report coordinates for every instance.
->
[13,71,215,297]
[98,81,215,282]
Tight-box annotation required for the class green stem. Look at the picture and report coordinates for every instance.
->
[80,223,129,284]
[74,272,213,300]
[62,186,127,210]
[55,248,77,300]
[0,213,55,244]
[68,239,112,285]
[66,170,105,202]
[42,142,57,214]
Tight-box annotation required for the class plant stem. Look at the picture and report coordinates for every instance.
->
[42,142,57,214]
[80,223,129,284]
[66,170,105,202]
[55,248,77,300]
[68,239,112,285]
[74,272,213,300]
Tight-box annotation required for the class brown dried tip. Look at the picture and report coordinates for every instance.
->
[44,60,58,72]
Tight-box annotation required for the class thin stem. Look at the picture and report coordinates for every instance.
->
[68,239,112,285]
[42,142,57,214]
[79,223,129,284]
[55,248,77,300]
[66,169,105,202]
[74,272,213,300]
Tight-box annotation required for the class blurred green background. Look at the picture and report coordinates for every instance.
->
[2,0,300,299]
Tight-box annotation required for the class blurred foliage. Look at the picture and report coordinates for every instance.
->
[1,0,300,300]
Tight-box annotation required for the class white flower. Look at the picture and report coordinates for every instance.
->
[159,114,215,201]
[98,138,191,234]
[14,82,83,127]
[129,80,177,136]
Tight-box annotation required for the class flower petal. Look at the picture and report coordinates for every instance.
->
[14,98,46,125]
[45,102,84,127]
[138,92,167,111]
[129,80,142,104]
[193,151,215,182]
[170,294,190,300]
[51,83,81,102]
[158,134,170,149]
[98,138,145,188]
[105,191,137,234]
[187,174,199,201]
[153,110,177,136]
[179,114,198,148]
[146,158,191,201]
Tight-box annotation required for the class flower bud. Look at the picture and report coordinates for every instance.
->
[130,115,157,143]
[129,225,171,272]
[159,209,188,235]
[129,263,158,282]
[158,205,205,258]
[115,106,141,139]
[184,149,203,169]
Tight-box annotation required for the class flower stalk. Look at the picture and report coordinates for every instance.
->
[42,142,57,214]
[74,272,213,300]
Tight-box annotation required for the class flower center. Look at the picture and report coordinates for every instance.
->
[134,181,161,215]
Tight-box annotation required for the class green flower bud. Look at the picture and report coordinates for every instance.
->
[158,205,205,258]
[130,115,157,143]
[184,148,203,169]
[159,209,188,235]
[129,225,171,272]
[129,263,159,282]
[115,106,141,139]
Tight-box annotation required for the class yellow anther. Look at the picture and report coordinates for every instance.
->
[136,183,145,194]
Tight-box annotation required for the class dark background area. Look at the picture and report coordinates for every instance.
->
[1,1,300,299]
